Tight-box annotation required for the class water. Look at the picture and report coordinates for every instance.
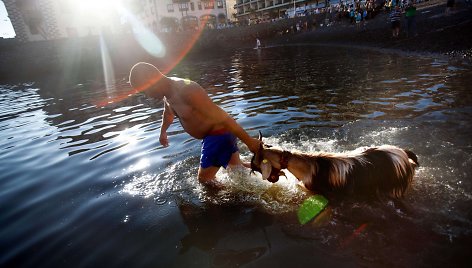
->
[1,45,471,267]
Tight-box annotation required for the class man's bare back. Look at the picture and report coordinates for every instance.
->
[164,78,227,139]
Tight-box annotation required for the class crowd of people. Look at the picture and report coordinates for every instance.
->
[158,0,458,50]
[244,0,385,28]
[165,0,435,39]
[271,0,418,36]
[260,0,424,38]
[238,0,416,34]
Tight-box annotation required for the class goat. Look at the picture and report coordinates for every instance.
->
[250,133,419,199]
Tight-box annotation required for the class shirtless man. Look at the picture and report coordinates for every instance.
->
[129,62,261,187]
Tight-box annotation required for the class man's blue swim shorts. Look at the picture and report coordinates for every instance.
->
[200,130,238,169]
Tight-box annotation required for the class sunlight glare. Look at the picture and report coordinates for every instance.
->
[128,158,151,172]
[116,129,139,152]
[117,5,166,58]
[99,35,115,92]
[78,0,115,13]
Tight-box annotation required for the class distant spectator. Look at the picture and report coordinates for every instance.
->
[405,1,417,37]
[445,0,455,15]
[386,0,393,12]
[356,10,362,30]
[389,5,402,37]
[350,7,356,24]
[312,17,318,30]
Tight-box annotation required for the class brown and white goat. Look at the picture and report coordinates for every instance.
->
[250,134,419,199]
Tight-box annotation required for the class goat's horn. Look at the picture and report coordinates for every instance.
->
[258,130,263,141]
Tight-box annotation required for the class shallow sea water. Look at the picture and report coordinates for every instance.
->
[1,45,471,267]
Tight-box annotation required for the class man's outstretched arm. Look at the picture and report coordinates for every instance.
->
[159,100,175,147]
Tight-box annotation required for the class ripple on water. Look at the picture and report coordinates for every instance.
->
[1,45,472,267]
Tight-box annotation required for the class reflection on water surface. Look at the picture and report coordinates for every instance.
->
[1,45,471,267]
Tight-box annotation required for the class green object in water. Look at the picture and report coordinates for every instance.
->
[297,195,329,225]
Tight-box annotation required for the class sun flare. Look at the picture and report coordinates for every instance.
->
[78,0,118,13]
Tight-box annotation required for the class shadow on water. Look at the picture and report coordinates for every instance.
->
[1,45,472,267]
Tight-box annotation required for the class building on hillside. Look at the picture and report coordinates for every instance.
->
[135,0,159,33]
[2,0,236,43]
[234,0,323,23]
[225,0,237,22]
[3,0,122,42]
[139,0,234,32]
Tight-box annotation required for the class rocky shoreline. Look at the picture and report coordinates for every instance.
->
[271,1,472,62]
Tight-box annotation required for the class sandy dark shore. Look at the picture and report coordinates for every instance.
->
[0,1,470,82]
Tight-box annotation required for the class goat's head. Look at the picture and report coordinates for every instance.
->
[250,132,285,183]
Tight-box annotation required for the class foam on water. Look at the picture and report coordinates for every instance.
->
[120,126,423,215]
[120,121,472,231]
[121,156,311,214]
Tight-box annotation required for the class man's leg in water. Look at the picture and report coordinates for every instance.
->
[198,166,220,181]
[198,151,249,188]
[227,151,251,169]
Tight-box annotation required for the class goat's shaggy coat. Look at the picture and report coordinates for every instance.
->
[251,141,419,199]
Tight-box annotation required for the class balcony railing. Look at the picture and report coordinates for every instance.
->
[234,0,303,15]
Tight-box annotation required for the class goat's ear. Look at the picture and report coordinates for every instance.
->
[260,159,272,180]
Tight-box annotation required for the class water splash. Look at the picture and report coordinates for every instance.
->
[120,156,310,214]
[120,126,424,214]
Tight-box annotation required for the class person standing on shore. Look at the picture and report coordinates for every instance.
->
[355,10,362,30]
[389,5,402,38]
[349,6,355,24]
[386,0,392,12]
[128,62,261,188]
[405,1,417,37]
[445,0,455,15]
